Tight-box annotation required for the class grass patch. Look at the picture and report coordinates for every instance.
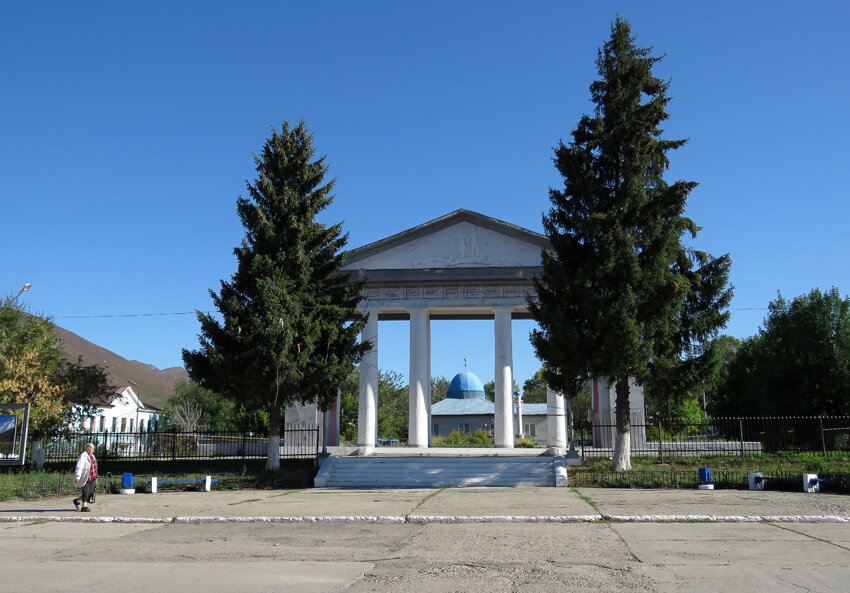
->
[571,452,850,491]
[0,470,258,500]
[409,487,446,514]
[228,498,262,506]
[578,452,850,474]
[571,487,599,511]
[0,470,75,501]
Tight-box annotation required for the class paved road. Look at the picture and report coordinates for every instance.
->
[2,487,849,592]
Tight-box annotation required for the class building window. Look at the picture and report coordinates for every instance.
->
[120,418,127,432]
[129,419,134,432]
[140,420,146,433]
[524,423,536,437]
[458,423,470,434]
[99,416,105,432]
[432,423,438,436]
[111,418,117,432]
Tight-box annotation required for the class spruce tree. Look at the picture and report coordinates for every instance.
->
[183,121,367,471]
[529,18,731,470]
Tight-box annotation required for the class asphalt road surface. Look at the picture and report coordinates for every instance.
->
[3,517,850,592]
[2,487,849,592]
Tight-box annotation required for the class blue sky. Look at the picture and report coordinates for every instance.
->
[3,2,849,390]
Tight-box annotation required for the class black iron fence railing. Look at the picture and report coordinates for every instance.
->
[574,416,850,459]
[42,424,320,462]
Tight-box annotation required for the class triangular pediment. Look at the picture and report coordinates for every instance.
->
[342,210,549,271]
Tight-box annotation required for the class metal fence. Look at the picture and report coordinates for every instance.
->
[41,424,320,463]
[574,416,850,459]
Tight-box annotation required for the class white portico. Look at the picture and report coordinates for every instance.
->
[343,209,568,451]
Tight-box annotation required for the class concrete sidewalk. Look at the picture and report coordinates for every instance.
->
[2,486,850,523]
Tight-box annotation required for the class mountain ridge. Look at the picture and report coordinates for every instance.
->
[51,324,187,410]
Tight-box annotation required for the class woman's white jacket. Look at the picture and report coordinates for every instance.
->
[74,452,92,488]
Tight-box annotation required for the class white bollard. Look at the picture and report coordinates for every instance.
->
[204,475,211,492]
[151,476,158,494]
[803,473,820,493]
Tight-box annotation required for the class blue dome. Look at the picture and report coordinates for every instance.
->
[447,371,486,399]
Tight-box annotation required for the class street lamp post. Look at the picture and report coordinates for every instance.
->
[8,283,31,305]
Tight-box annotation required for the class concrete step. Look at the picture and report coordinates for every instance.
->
[316,455,561,488]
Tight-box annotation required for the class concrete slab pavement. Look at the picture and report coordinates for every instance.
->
[3,488,850,593]
[575,487,850,519]
[1,486,849,523]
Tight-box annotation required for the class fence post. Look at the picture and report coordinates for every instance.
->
[739,419,745,459]
[315,423,320,461]
[103,430,109,462]
[820,417,827,456]
[657,419,664,463]
[171,428,177,461]
[241,431,247,461]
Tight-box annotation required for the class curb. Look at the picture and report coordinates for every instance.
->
[2,514,848,524]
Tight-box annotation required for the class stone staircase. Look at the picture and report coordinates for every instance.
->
[315,455,566,488]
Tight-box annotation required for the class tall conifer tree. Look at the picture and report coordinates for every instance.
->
[183,121,367,471]
[530,18,731,470]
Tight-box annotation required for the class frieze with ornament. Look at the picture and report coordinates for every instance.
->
[361,284,536,301]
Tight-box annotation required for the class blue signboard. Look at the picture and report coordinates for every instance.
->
[0,414,16,455]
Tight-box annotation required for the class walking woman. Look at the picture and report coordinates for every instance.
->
[72,442,98,512]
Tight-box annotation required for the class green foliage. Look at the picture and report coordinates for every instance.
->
[431,376,449,404]
[522,367,592,422]
[529,18,731,469]
[232,404,270,435]
[375,370,408,440]
[164,380,236,431]
[521,368,547,403]
[183,121,367,469]
[338,370,359,442]
[0,301,109,439]
[483,379,518,402]
[433,429,493,447]
[337,368,410,442]
[712,288,850,416]
[514,436,537,448]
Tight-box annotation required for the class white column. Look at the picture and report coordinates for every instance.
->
[357,311,379,448]
[546,386,567,449]
[426,317,432,446]
[493,307,514,448]
[408,309,430,447]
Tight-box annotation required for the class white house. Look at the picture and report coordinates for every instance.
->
[76,385,163,434]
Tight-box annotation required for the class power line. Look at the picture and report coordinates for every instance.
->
[52,306,769,320]
[53,312,211,319]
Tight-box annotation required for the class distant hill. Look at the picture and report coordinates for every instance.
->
[51,324,187,410]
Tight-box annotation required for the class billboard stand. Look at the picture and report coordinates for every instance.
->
[0,403,31,466]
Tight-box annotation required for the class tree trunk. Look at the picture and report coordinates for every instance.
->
[611,376,632,471]
[266,404,281,472]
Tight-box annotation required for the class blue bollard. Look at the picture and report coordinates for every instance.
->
[697,467,714,490]
[120,472,135,494]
